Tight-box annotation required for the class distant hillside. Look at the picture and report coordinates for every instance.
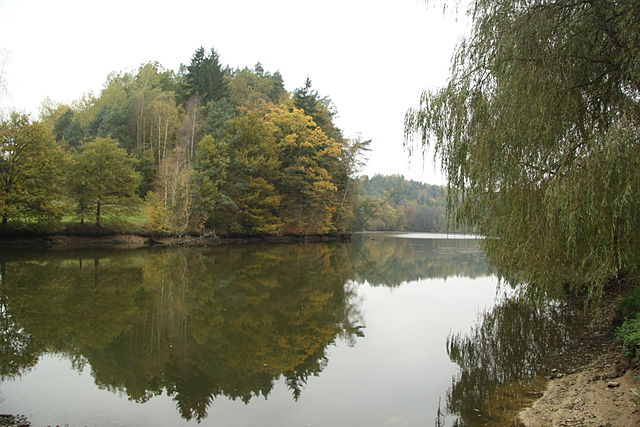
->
[352,174,450,232]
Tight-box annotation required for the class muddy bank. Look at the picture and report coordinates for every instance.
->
[0,233,349,249]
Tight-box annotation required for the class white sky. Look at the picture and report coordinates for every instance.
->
[0,0,467,185]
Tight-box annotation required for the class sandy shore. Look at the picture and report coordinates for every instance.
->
[519,349,640,426]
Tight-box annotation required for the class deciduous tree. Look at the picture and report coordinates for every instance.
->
[68,138,141,224]
[193,134,230,229]
[406,0,640,296]
[0,114,67,224]
[268,105,341,234]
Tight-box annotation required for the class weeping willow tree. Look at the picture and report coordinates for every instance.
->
[406,0,640,297]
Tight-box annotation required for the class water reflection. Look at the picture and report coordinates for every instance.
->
[444,289,582,425]
[350,234,488,286]
[1,245,364,421]
[0,235,490,423]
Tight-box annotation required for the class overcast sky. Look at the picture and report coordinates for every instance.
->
[0,0,467,184]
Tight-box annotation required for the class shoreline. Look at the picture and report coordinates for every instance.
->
[518,349,640,426]
[517,288,640,426]
[0,233,350,249]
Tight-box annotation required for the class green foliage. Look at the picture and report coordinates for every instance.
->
[354,174,448,232]
[65,119,84,147]
[0,113,68,224]
[616,287,640,357]
[268,105,341,234]
[203,98,235,139]
[68,138,141,224]
[617,315,640,357]
[53,109,73,141]
[620,286,640,320]
[224,111,282,233]
[135,150,156,197]
[95,103,133,149]
[143,190,171,234]
[193,134,230,228]
[269,71,286,103]
[292,78,319,119]
[293,78,341,140]
[185,47,227,104]
[227,68,280,111]
[11,50,369,236]
[406,0,640,296]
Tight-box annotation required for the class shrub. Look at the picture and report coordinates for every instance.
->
[616,314,640,357]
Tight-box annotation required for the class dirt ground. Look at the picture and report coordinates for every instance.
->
[519,350,640,426]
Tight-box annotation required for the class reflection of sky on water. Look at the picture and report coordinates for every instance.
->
[0,235,497,427]
[1,277,498,427]
[386,232,484,240]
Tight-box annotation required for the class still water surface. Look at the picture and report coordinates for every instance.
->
[0,233,579,426]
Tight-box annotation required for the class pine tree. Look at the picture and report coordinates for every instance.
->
[185,47,227,104]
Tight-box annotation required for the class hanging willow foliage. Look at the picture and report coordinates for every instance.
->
[406,0,640,297]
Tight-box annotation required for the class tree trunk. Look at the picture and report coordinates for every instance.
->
[96,200,101,224]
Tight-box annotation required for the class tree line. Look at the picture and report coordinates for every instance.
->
[0,47,370,235]
[354,174,448,232]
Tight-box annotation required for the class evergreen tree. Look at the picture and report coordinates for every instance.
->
[203,98,236,139]
[53,109,84,148]
[63,119,84,148]
[292,77,318,118]
[96,103,134,151]
[185,47,227,104]
[53,109,74,142]
[293,78,341,140]
[268,71,286,103]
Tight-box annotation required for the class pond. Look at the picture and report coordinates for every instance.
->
[0,233,581,426]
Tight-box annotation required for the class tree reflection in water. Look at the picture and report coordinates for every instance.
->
[444,288,582,425]
[349,234,488,286]
[0,245,363,421]
[0,235,490,423]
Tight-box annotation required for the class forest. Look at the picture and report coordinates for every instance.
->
[0,47,450,237]
[356,174,448,232]
[0,47,373,236]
